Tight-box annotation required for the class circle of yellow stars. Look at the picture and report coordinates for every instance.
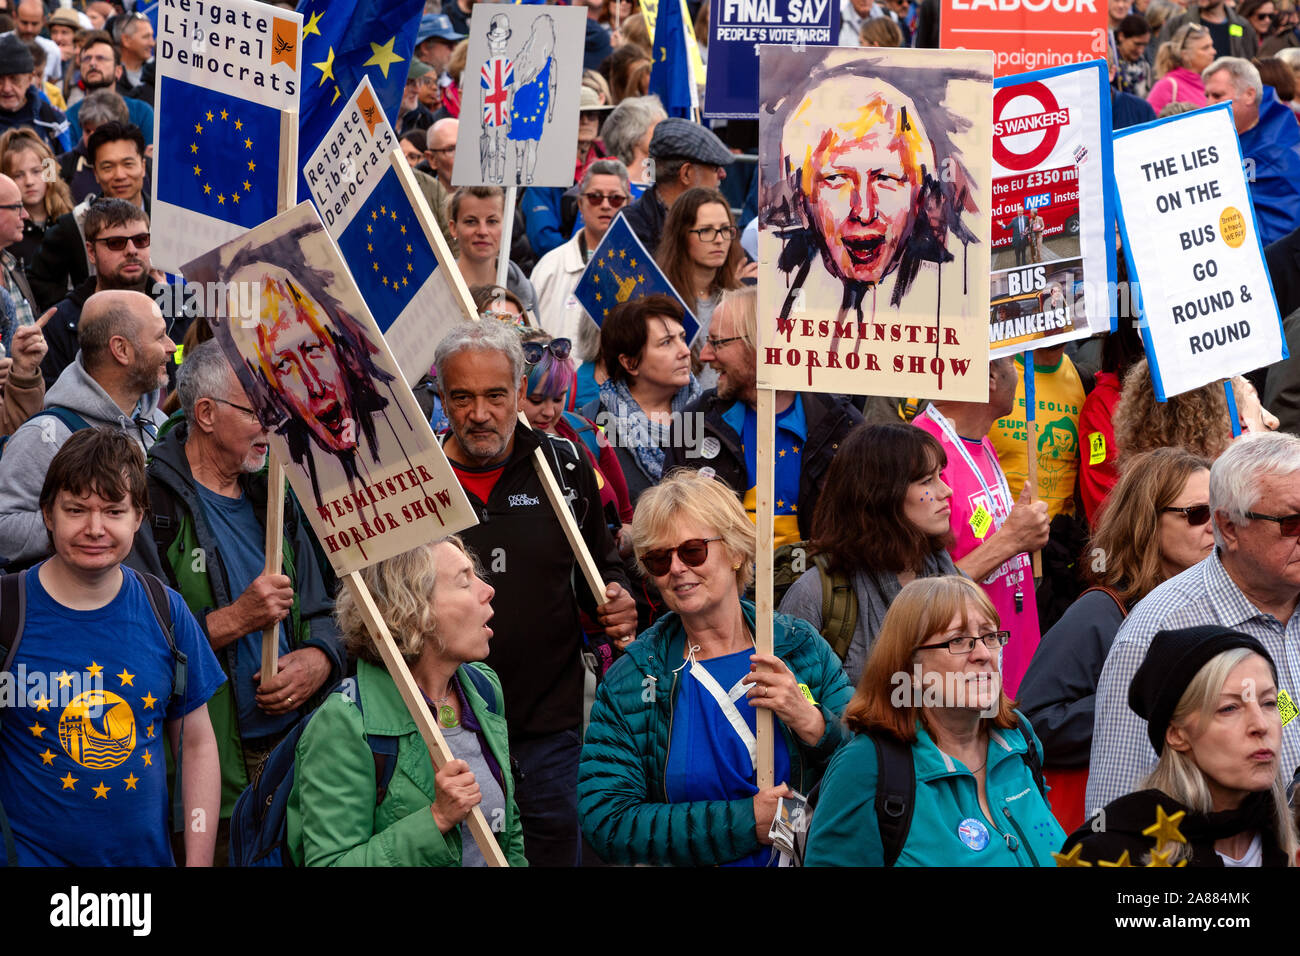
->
[366,204,414,294]
[29,661,159,800]
[590,249,644,320]
[191,108,256,209]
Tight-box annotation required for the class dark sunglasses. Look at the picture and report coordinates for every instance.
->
[1162,504,1212,526]
[582,191,627,208]
[1246,511,1300,536]
[522,338,572,365]
[641,537,722,577]
[92,232,151,251]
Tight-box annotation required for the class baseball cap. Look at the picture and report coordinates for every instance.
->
[417,14,466,46]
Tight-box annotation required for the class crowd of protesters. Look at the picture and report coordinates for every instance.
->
[0,0,1298,871]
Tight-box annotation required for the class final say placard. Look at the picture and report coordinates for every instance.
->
[1113,104,1285,400]
[940,0,1107,78]
[152,0,302,271]
[757,46,993,401]
[989,60,1116,357]
[182,202,477,575]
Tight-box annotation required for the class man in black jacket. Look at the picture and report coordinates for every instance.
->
[663,288,862,543]
[435,320,636,867]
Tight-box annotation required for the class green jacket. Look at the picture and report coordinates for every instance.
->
[577,601,854,866]
[146,418,347,817]
[286,659,527,867]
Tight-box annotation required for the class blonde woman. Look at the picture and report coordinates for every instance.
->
[0,127,73,267]
[1148,23,1216,112]
[1060,628,1297,866]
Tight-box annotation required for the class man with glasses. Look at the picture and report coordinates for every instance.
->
[0,33,67,151]
[434,320,635,866]
[0,287,173,570]
[424,118,458,191]
[1088,431,1300,810]
[0,171,38,327]
[64,32,154,145]
[531,159,629,344]
[144,340,346,864]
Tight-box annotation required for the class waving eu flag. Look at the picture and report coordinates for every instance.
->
[574,213,698,342]
[336,167,437,329]
[295,0,424,203]
[156,77,279,229]
[647,0,694,119]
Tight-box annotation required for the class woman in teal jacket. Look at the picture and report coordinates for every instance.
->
[805,576,1064,866]
[578,469,854,866]
[287,538,527,867]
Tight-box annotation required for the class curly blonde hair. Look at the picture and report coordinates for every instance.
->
[334,537,474,666]
[1114,359,1235,462]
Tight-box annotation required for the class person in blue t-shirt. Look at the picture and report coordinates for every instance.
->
[0,427,225,866]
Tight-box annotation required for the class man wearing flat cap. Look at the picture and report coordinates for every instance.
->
[0,33,68,151]
[621,117,733,253]
[1088,431,1300,810]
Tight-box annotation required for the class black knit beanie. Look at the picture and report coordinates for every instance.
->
[1129,625,1278,754]
[0,35,33,78]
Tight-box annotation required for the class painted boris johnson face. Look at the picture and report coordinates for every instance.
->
[783,75,933,286]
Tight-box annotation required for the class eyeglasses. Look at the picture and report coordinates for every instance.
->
[688,225,736,242]
[1245,511,1300,536]
[1162,504,1212,526]
[211,397,259,420]
[0,202,23,212]
[481,308,526,328]
[582,191,627,208]
[91,232,151,251]
[705,334,744,350]
[522,338,572,365]
[427,146,457,155]
[916,631,1010,654]
[641,537,722,577]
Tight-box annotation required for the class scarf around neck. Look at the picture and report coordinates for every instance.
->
[598,376,701,481]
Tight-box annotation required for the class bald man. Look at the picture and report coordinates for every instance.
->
[0,289,173,568]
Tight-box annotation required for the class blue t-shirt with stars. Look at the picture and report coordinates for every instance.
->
[0,564,225,866]
[726,398,806,547]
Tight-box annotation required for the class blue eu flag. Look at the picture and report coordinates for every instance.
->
[573,214,698,342]
[155,77,279,229]
[648,0,693,119]
[296,0,424,203]
[336,167,438,330]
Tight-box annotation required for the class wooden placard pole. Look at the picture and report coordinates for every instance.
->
[1022,350,1041,580]
[343,573,510,867]
[260,109,299,683]
[754,386,776,790]
[496,185,519,289]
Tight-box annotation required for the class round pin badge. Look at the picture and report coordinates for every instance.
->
[957,817,990,851]
[700,436,721,460]
[698,467,717,480]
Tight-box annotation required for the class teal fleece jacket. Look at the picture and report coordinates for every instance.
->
[578,601,854,866]
[804,715,1066,866]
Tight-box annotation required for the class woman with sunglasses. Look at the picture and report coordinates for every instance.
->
[578,468,853,866]
[804,576,1064,866]
[1018,447,1213,831]
[778,423,961,687]
[580,293,700,505]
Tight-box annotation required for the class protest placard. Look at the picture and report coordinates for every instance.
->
[989,59,1116,357]
[181,201,477,576]
[704,0,838,118]
[1113,104,1286,400]
[940,0,1107,77]
[152,0,302,271]
[756,46,993,402]
[451,4,587,189]
[302,77,475,386]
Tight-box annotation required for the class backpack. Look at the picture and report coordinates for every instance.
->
[796,720,1046,866]
[772,543,858,662]
[229,663,501,867]
[0,566,184,865]
[0,406,89,458]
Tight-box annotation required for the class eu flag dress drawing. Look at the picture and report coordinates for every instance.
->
[574,213,698,342]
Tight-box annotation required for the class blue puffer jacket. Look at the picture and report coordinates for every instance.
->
[804,715,1066,867]
[578,601,854,866]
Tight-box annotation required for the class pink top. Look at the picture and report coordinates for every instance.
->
[1147,67,1207,115]
[915,413,1041,697]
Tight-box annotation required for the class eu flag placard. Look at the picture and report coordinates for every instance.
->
[336,167,436,325]
[573,213,698,343]
[156,77,280,231]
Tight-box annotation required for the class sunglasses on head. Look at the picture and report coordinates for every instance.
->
[522,338,572,365]
[641,537,722,577]
[1162,504,1211,526]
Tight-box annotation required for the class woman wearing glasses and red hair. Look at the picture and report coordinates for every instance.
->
[578,468,853,866]
[804,575,1064,866]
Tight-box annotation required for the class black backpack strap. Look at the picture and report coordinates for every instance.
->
[871,731,916,867]
[339,676,399,806]
[0,570,26,675]
[459,664,500,716]
[1015,715,1047,798]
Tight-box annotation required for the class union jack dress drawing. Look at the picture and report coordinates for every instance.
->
[481,56,515,128]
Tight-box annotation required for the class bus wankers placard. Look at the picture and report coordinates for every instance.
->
[988,61,1116,357]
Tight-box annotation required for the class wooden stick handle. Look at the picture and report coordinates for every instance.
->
[260,455,285,683]
[342,573,509,867]
[754,387,775,790]
[496,185,518,289]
